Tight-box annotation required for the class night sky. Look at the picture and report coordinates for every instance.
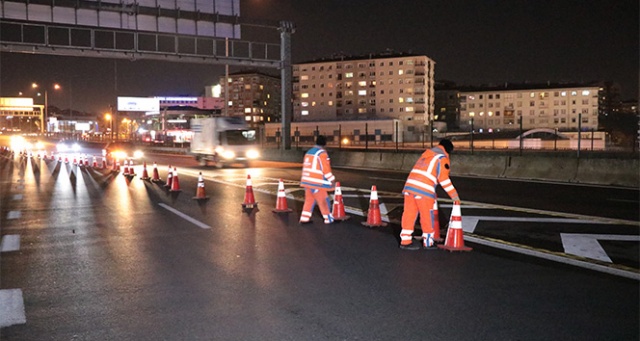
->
[0,0,637,114]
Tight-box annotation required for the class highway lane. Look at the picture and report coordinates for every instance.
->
[0,149,638,340]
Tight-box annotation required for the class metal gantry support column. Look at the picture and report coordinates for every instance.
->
[279,21,295,150]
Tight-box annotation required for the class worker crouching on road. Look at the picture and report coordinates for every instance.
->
[299,135,336,224]
[400,139,460,250]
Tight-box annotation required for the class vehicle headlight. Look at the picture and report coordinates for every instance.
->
[10,136,26,151]
[71,143,81,152]
[57,143,69,152]
[35,142,45,150]
[113,151,127,160]
[246,149,260,159]
[222,150,236,160]
[133,150,144,159]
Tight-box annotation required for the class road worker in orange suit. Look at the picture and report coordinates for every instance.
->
[400,139,460,250]
[300,135,336,224]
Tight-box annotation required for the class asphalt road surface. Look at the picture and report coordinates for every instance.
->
[1,145,638,340]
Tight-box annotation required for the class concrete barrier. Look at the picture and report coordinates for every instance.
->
[503,156,579,182]
[575,158,639,188]
[453,154,507,178]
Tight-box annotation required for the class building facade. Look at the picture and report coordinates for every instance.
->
[458,84,601,132]
[292,53,436,142]
[219,70,281,126]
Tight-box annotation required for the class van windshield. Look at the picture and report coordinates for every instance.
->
[224,130,256,145]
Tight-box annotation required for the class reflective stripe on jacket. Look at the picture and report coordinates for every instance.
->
[301,146,335,189]
[402,145,458,199]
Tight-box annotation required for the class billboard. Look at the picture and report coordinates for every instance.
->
[117,97,160,112]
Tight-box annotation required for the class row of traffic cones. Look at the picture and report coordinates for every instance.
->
[266,179,470,252]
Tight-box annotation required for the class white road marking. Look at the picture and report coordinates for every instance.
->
[158,203,211,229]
[561,233,640,263]
[1,235,20,252]
[0,289,26,327]
[466,236,640,281]
[461,216,603,233]
[7,211,21,220]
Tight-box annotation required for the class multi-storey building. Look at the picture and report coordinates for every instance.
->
[434,81,461,132]
[458,84,601,132]
[219,70,281,126]
[292,52,436,141]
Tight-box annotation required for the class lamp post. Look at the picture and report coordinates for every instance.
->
[105,113,113,140]
[31,82,61,134]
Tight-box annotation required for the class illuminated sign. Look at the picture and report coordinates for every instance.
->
[117,97,160,112]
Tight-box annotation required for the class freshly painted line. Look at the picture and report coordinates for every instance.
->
[7,211,21,220]
[12,194,23,200]
[465,235,640,281]
[158,203,211,229]
[561,233,640,263]
[0,235,20,252]
[462,216,603,233]
[0,289,26,327]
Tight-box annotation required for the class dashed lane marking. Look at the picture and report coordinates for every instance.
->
[7,211,21,220]
[1,234,20,252]
[0,289,26,327]
[158,203,211,229]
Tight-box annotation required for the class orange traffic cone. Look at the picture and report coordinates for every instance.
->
[84,155,89,167]
[164,165,173,188]
[272,178,292,213]
[170,167,181,192]
[122,159,130,175]
[432,200,443,242]
[438,202,472,252]
[332,182,350,220]
[192,172,209,200]
[151,162,161,182]
[242,174,257,209]
[128,159,136,177]
[361,185,387,227]
[92,156,98,168]
[101,157,107,169]
[140,161,150,180]
[113,159,120,172]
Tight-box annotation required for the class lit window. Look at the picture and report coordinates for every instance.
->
[328,101,333,106]
[398,70,404,75]
[405,107,414,112]
[244,108,251,113]
[488,111,493,116]
[479,112,484,116]
[358,90,367,96]
[571,91,577,96]
[300,75,309,80]
[530,92,535,98]
[301,110,309,116]
[561,91,567,97]
[345,72,354,78]
[301,93,309,98]
[582,90,590,96]
[469,112,475,117]
[398,98,404,103]
[358,81,367,86]
[301,102,309,107]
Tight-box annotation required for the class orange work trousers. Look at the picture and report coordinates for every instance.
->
[400,194,435,244]
[300,188,332,223]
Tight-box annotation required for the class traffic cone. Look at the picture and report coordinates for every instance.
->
[92,156,98,168]
[192,172,209,200]
[241,174,257,209]
[101,157,107,169]
[170,167,181,192]
[140,161,150,180]
[164,165,173,188]
[432,200,443,242]
[438,202,472,252]
[128,159,136,177]
[332,182,350,220]
[272,178,292,213]
[361,185,387,227]
[84,155,89,167]
[122,159,130,175]
[151,162,162,182]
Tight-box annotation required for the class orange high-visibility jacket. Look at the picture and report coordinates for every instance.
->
[403,145,458,199]
[300,146,335,189]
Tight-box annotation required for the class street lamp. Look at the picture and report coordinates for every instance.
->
[31,82,61,133]
[104,113,113,140]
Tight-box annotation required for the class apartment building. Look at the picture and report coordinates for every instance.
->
[219,70,281,126]
[458,84,601,132]
[292,53,436,141]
